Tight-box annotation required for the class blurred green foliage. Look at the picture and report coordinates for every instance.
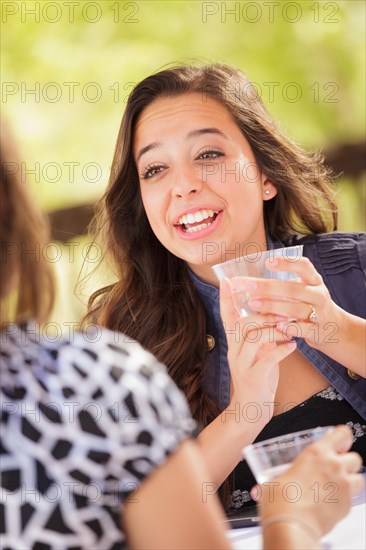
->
[1,0,365,322]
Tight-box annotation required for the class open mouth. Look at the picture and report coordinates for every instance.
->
[176,209,220,234]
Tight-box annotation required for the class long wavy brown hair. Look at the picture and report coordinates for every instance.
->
[85,64,337,504]
[0,118,55,326]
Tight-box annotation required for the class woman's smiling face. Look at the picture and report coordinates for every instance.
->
[133,93,276,284]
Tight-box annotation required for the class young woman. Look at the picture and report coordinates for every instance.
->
[0,117,363,548]
[86,64,366,509]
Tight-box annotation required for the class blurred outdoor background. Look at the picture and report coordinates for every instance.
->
[1,0,365,327]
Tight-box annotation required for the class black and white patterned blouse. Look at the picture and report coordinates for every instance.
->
[0,323,195,549]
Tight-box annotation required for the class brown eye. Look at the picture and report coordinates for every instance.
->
[142,164,164,179]
[197,150,223,160]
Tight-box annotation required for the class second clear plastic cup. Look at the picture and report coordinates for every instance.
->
[243,426,333,484]
[212,245,303,317]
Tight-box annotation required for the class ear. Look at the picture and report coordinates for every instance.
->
[262,177,278,201]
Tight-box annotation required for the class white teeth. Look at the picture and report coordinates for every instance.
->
[194,211,204,222]
[185,223,209,233]
[178,209,218,226]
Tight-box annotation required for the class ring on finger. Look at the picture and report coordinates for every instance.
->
[308,304,319,323]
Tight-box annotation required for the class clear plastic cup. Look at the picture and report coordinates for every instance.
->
[212,245,303,317]
[243,426,333,484]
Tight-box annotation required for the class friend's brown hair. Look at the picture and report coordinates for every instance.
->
[0,118,55,326]
[85,64,337,505]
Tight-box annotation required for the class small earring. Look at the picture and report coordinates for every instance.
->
[265,189,270,195]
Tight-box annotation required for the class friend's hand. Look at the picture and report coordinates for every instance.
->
[256,425,364,538]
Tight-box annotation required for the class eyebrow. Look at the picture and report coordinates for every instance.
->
[136,127,228,163]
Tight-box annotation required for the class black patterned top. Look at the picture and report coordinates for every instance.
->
[229,386,366,511]
[0,323,195,549]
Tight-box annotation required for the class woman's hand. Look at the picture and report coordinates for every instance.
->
[256,425,364,544]
[242,255,340,346]
[220,278,297,423]
[197,280,297,488]
[239,256,366,377]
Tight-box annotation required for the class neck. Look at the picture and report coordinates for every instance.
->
[187,263,220,287]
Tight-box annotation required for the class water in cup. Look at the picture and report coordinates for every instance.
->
[243,427,333,485]
[231,286,252,318]
[253,463,291,484]
[212,245,303,317]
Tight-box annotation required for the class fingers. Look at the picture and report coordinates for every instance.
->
[231,276,305,302]
[251,340,297,372]
[219,278,237,329]
[316,425,354,453]
[227,323,295,364]
[250,484,260,502]
[248,297,313,321]
[349,473,366,498]
[220,259,324,321]
[228,272,326,322]
[275,320,318,342]
[294,427,363,481]
[340,451,364,474]
[220,277,286,329]
[220,279,293,354]
[220,279,291,328]
[266,256,323,286]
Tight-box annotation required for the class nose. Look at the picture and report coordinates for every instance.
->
[171,166,203,198]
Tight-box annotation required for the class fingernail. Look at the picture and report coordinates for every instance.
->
[287,342,297,349]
